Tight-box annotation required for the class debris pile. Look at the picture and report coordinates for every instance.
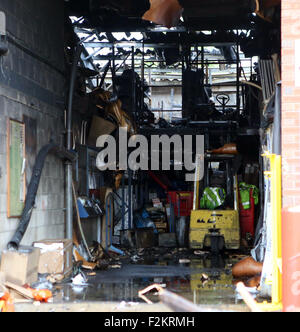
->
[0,272,53,312]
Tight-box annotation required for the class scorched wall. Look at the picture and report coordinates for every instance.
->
[0,0,66,252]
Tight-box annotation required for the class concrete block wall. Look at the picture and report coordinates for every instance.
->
[281,0,300,208]
[0,0,66,251]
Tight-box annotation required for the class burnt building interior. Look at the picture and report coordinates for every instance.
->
[0,0,283,312]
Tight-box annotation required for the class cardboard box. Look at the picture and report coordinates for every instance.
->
[0,271,6,294]
[0,246,40,286]
[33,239,73,278]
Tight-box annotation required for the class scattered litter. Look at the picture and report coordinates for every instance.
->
[194,250,207,256]
[108,245,125,256]
[179,259,190,264]
[73,249,97,270]
[3,280,53,304]
[131,255,142,263]
[46,274,65,283]
[31,288,53,302]
[201,273,209,281]
[87,272,96,276]
[4,281,34,300]
[115,301,139,310]
[31,280,53,291]
[71,272,89,294]
[0,292,14,312]
[109,264,122,269]
[72,272,88,286]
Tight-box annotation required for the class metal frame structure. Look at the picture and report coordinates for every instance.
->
[71,21,258,245]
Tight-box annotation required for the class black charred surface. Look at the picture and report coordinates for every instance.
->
[65,0,256,31]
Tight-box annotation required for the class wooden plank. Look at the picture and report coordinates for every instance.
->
[7,119,26,218]
[4,282,34,299]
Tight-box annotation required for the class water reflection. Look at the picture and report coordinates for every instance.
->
[52,253,245,307]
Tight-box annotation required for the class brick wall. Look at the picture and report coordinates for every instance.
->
[0,0,66,251]
[281,0,300,208]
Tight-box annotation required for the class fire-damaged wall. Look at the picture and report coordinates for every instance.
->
[0,0,66,251]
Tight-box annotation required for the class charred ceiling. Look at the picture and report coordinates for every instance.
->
[178,0,257,30]
[65,0,280,31]
[65,0,152,32]
[65,1,281,64]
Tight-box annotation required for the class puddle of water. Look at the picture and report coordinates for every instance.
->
[51,252,247,307]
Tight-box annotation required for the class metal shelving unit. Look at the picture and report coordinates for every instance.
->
[74,30,256,242]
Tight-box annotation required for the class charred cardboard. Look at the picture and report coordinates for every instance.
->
[33,239,73,278]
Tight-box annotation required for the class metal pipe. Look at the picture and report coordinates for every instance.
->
[131,46,137,122]
[264,60,272,99]
[66,45,82,240]
[258,61,267,101]
[112,45,116,94]
[236,282,262,312]
[139,284,233,312]
[269,60,276,94]
[236,41,241,117]
[141,41,145,127]
[105,193,114,249]
[121,174,125,230]
[128,170,133,229]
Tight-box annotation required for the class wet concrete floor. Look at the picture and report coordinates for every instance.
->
[16,248,252,312]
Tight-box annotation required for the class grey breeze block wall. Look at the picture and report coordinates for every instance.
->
[0,0,66,252]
